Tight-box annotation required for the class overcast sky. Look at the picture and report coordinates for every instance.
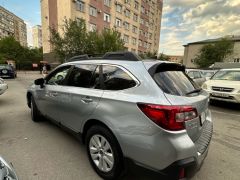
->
[159,0,240,55]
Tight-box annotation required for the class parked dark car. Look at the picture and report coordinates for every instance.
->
[0,64,17,79]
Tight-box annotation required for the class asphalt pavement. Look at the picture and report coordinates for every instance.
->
[0,72,239,180]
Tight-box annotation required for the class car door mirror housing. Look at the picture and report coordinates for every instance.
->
[34,78,45,88]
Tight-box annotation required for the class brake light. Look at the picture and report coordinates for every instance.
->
[137,103,198,131]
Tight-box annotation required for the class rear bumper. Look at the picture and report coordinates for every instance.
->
[123,119,213,178]
[0,84,8,95]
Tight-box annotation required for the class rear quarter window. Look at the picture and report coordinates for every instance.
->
[102,65,137,90]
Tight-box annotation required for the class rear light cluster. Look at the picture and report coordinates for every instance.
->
[137,103,198,131]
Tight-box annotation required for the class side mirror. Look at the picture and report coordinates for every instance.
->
[34,78,45,88]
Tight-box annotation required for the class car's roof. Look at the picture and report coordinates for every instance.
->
[64,59,143,66]
[219,68,240,71]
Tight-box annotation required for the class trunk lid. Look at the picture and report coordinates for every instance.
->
[146,62,210,141]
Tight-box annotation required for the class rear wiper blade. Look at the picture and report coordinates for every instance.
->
[186,88,202,95]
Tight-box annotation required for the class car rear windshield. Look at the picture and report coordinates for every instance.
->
[153,71,198,96]
[0,65,11,70]
[211,70,240,81]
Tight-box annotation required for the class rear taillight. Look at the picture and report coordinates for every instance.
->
[137,103,198,131]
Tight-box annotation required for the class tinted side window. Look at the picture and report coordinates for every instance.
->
[67,65,98,88]
[47,66,71,85]
[102,65,136,90]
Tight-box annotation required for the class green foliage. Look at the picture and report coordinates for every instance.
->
[193,38,234,68]
[158,53,170,61]
[50,19,126,62]
[139,51,158,59]
[0,36,43,67]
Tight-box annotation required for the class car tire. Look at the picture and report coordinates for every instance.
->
[31,97,42,122]
[86,125,124,180]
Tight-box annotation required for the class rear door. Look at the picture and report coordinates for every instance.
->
[59,64,103,132]
[152,65,210,142]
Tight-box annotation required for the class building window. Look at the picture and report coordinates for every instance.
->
[115,18,122,27]
[76,1,85,12]
[132,25,137,33]
[144,42,147,48]
[145,21,149,27]
[125,0,131,4]
[139,29,143,35]
[104,0,111,7]
[104,13,111,22]
[89,23,96,31]
[144,32,148,38]
[139,40,142,46]
[123,22,130,30]
[149,33,152,39]
[132,37,137,45]
[141,6,144,13]
[116,4,122,13]
[89,6,97,17]
[140,18,144,25]
[123,34,129,44]
[134,1,139,10]
[133,13,138,22]
[125,9,131,18]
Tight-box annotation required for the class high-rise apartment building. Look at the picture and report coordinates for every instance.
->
[32,25,42,48]
[0,6,27,46]
[41,0,163,61]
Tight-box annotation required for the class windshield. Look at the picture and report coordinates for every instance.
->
[0,65,11,70]
[211,70,240,81]
[154,71,198,96]
[202,72,215,77]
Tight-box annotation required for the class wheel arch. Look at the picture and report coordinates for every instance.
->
[81,119,123,153]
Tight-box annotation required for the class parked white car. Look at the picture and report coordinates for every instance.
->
[202,68,240,103]
[0,78,8,95]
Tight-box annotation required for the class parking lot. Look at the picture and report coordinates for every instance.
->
[0,72,240,180]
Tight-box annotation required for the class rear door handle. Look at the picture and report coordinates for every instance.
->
[81,96,93,103]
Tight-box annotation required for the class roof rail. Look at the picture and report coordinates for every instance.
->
[66,51,142,62]
[103,51,142,61]
[67,55,89,62]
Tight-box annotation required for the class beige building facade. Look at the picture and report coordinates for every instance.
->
[183,36,240,68]
[32,25,42,48]
[168,55,183,63]
[41,0,163,62]
[0,6,27,46]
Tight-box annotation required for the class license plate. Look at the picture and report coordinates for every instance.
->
[211,92,229,97]
[201,111,206,125]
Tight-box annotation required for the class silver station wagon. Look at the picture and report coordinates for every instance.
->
[27,52,213,180]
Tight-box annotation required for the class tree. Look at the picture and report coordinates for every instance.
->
[139,51,158,59]
[193,38,234,68]
[50,19,125,62]
[0,36,23,62]
[158,53,170,61]
[0,36,43,69]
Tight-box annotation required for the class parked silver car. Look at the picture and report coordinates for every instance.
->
[0,156,18,180]
[27,52,213,179]
[186,69,206,87]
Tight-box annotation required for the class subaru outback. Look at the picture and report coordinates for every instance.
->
[27,52,213,180]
